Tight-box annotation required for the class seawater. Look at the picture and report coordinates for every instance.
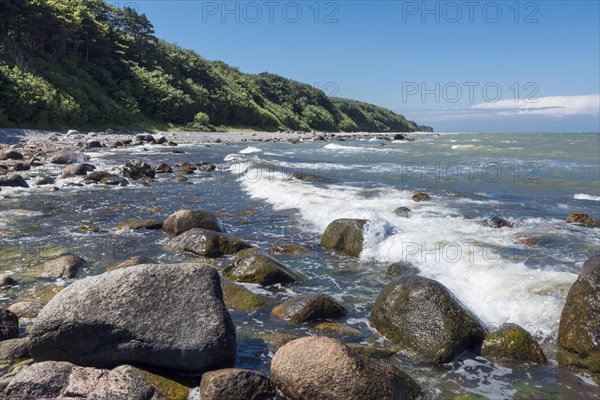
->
[1,132,599,399]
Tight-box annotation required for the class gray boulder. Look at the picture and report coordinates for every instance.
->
[370,275,486,364]
[223,248,302,286]
[123,160,155,180]
[165,228,252,258]
[28,264,237,372]
[50,150,89,164]
[61,163,95,179]
[0,338,30,361]
[272,293,347,323]
[270,336,424,400]
[0,361,163,400]
[200,368,275,400]
[557,254,600,373]
[0,174,28,188]
[163,209,223,237]
[320,219,368,257]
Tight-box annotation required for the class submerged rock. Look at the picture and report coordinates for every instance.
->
[0,174,28,188]
[566,214,600,228]
[0,361,163,400]
[291,172,336,183]
[34,255,86,278]
[313,322,360,337]
[200,368,275,400]
[163,209,223,237]
[0,308,19,341]
[489,216,513,228]
[86,171,112,182]
[481,323,547,366]
[50,150,89,165]
[115,218,163,230]
[270,336,424,400]
[393,207,412,217]
[99,175,129,186]
[154,163,173,174]
[28,264,237,372]
[60,163,95,179]
[557,254,600,373]
[107,255,155,272]
[370,275,486,364]
[221,280,267,312]
[272,293,347,323]
[412,192,430,202]
[165,228,252,258]
[321,219,368,257]
[223,248,302,286]
[270,244,309,255]
[386,261,419,279]
[123,160,155,180]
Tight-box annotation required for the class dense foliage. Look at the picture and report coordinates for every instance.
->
[0,0,431,132]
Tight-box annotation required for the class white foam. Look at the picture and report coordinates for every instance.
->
[574,193,600,201]
[235,162,577,340]
[239,146,262,154]
[451,144,475,150]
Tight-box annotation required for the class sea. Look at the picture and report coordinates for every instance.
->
[1,132,599,399]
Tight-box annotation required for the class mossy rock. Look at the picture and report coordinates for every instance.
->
[347,344,399,359]
[16,284,63,303]
[272,293,347,323]
[258,332,298,351]
[223,248,303,286]
[558,254,600,373]
[313,322,359,337]
[221,280,267,312]
[270,244,309,255]
[566,214,600,228]
[320,219,368,257]
[386,261,419,279]
[481,323,547,366]
[412,192,430,202]
[123,366,191,400]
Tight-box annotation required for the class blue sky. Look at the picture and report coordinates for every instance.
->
[117,1,599,132]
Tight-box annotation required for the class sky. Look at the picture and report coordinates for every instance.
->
[112,0,599,132]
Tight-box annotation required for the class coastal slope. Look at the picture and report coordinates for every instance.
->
[0,0,431,133]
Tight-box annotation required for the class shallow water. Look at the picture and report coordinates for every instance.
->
[1,132,599,399]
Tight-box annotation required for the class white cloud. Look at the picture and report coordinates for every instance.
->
[472,94,600,117]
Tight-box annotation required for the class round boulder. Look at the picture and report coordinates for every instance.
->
[557,254,600,373]
[412,192,430,202]
[200,368,275,400]
[163,210,223,237]
[165,228,252,258]
[270,336,424,400]
[50,151,89,165]
[36,255,86,279]
[223,248,303,286]
[481,323,547,366]
[370,275,486,364]
[0,174,29,188]
[272,293,347,323]
[28,264,237,373]
[320,219,368,257]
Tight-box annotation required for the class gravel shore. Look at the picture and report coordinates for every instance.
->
[0,128,430,147]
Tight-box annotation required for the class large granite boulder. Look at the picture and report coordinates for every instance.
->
[223,248,303,286]
[0,174,28,188]
[270,336,424,400]
[28,264,237,373]
[320,219,368,257]
[163,209,223,236]
[165,228,252,258]
[557,254,600,372]
[370,275,486,364]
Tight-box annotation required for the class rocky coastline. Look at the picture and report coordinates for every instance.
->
[0,128,598,399]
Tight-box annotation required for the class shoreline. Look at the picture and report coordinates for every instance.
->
[0,128,435,147]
